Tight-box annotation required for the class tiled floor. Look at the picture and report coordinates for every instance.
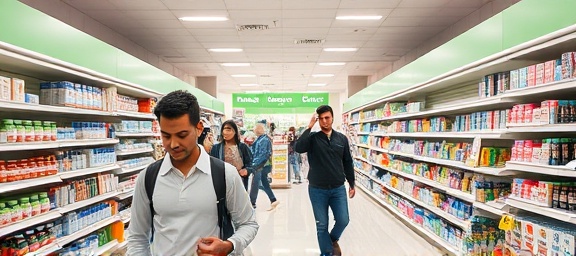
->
[244,182,444,256]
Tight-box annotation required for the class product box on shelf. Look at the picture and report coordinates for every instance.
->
[527,65,536,87]
[544,60,556,84]
[0,75,10,101]
[11,78,25,103]
[535,63,545,86]
[25,93,39,104]
[561,52,576,80]
[519,67,528,88]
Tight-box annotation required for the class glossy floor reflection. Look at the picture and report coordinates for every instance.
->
[244,182,444,256]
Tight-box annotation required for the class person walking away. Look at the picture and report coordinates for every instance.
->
[294,105,355,256]
[287,126,302,184]
[210,120,253,190]
[249,122,279,211]
[127,90,258,256]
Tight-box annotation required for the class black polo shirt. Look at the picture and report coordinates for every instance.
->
[295,128,355,189]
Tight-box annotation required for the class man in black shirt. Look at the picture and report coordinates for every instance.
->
[294,105,355,256]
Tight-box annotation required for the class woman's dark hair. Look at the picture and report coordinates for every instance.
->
[220,120,241,145]
[316,105,333,117]
[153,90,200,125]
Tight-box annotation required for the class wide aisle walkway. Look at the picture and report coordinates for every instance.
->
[244,182,444,256]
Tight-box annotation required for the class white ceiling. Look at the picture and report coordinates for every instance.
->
[56,0,492,93]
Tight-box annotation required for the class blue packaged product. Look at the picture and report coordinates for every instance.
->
[519,67,528,88]
[510,69,519,89]
[40,82,52,105]
[555,59,563,81]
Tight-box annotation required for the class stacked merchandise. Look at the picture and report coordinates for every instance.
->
[478,52,576,98]
[463,217,505,256]
[503,216,576,256]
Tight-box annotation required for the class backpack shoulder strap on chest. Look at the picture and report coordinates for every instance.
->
[209,156,234,240]
[144,159,163,215]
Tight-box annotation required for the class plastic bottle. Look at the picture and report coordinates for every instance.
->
[0,202,10,226]
[14,119,24,143]
[20,197,32,219]
[7,200,22,222]
[23,120,34,142]
[0,125,6,144]
[39,192,50,213]
[42,121,51,141]
[3,119,16,143]
[30,194,41,217]
[33,121,43,142]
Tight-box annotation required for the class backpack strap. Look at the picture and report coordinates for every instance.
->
[209,156,234,240]
[143,159,163,242]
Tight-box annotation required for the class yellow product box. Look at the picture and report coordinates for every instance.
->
[11,78,25,102]
[0,75,10,101]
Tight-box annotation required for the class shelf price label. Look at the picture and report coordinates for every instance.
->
[499,215,515,231]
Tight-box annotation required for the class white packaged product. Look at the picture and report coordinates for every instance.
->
[11,78,25,102]
[0,76,10,101]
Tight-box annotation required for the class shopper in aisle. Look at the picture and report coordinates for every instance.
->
[295,105,355,256]
[288,126,303,184]
[210,120,253,190]
[127,90,258,256]
[249,122,279,210]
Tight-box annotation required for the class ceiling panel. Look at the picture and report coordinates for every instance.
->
[188,28,238,36]
[161,0,227,9]
[44,0,496,93]
[228,10,282,19]
[62,0,115,10]
[108,0,167,10]
[138,19,184,29]
[149,28,191,36]
[223,0,282,10]
[338,0,402,9]
[282,9,337,19]
[282,1,340,9]
[397,0,451,8]
[124,10,175,20]
[282,19,333,28]
[283,28,330,37]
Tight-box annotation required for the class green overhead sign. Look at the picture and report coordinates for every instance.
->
[233,93,329,113]
[233,93,329,108]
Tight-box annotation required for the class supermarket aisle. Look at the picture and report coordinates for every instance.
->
[244,183,443,256]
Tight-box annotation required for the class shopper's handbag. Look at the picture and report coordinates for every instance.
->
[144,156,234,241]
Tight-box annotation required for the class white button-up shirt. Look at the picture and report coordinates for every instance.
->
[127,146,258,256]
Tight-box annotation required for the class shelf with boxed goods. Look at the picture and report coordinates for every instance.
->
[115,189,134,201]
[505,161,576,177]
[0,138,119,152]
[355,183,461,255]
[58,164,120,180]
[346,28,576,256]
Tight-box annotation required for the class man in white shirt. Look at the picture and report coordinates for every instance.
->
[128,90,258,256]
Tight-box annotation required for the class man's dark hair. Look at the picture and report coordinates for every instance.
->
[220,120,241,145]
[316,105,333,117]
[153,90,200,125]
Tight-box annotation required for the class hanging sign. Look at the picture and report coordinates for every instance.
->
[233,93,329,109]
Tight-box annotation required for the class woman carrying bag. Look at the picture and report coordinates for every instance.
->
[210,120,253,190]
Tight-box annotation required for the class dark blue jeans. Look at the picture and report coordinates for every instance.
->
[250,165,276,206]
[309,185,350,256]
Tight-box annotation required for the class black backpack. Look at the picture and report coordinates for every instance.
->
[144,156,234,240]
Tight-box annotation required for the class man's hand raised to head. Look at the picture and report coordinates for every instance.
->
[308,113,318,129]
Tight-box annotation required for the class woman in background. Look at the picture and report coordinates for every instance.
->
[210,120,253,190]
[288,126,302,184]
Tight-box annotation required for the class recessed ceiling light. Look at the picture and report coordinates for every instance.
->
[312,74,335,78]
[323,48,358,52]
[179,17,228,21]
[209,48,243,52]
[221,63,251,67]
[336,16,383,20]
[231,74,257,78]
[308,83,327,87]
[240,84,259,87]
[318,62,346,66]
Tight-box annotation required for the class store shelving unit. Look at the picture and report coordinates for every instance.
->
[115,147,154,156]
[356,183,461,255]
[93,239,119,256]
[115,132,156,138]
[345,28,576,255]
[0,41,161,255]
[0,139,119,152]
[271,143,290,188]
[113,164,150,175]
